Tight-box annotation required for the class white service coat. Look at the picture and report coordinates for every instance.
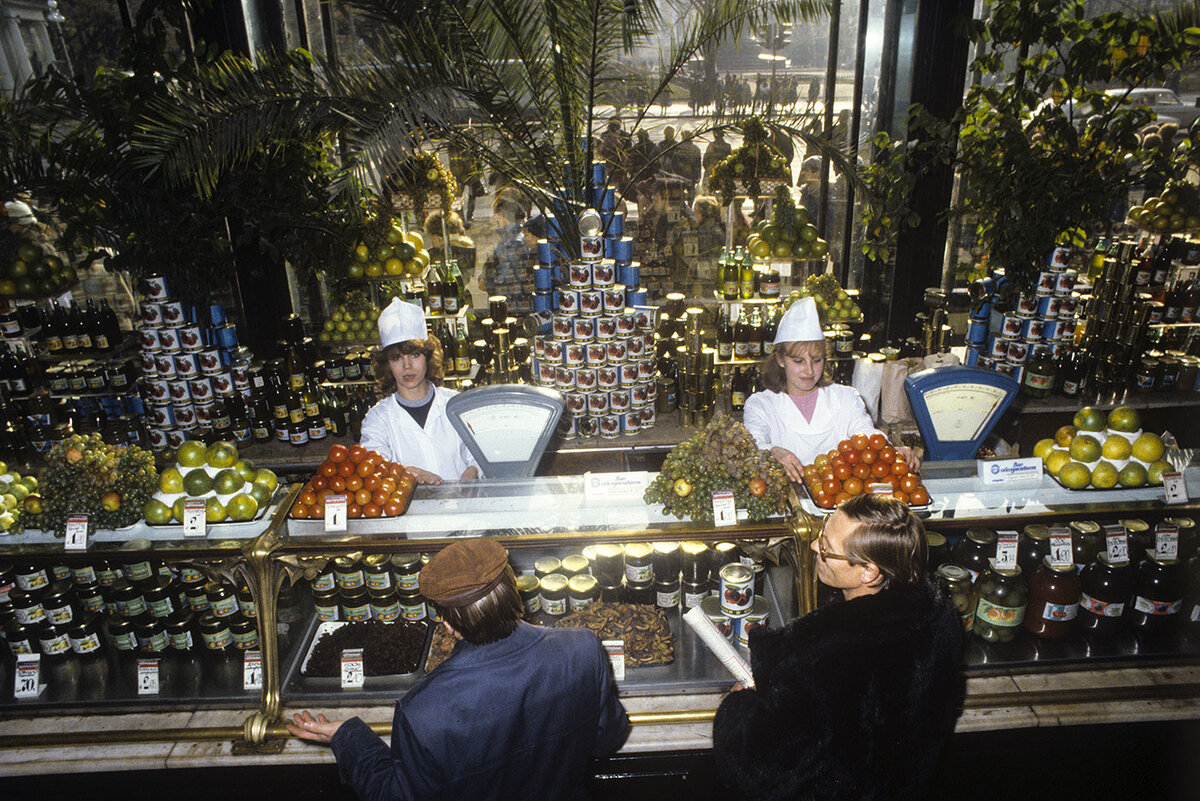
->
[359,387,478,481]
[743,385,882,465]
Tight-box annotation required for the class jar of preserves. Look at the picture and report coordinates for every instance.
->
[122,558,157,584]
[592,544,625,585]
[312,587,339,622]
[364,554,393,591]
[935,563,976,631]
[76,583,105,616]
[1018,525,1051,576]
[654,578,681,611]
[340,587,371,622]
[228,614,259,651]
[197,613,232,652]
[311,564,336,593]
[681,541,709,584]
[624,581,654,605]
[166,611,196,651]
[0,562,14,602]
[369,588,401,622]
[1024,558,1081,639]
[398,589,426,622]
[71,563,98,586]
[3,617,37,655]
[68,618,104,657]
[96,561,122,587]
[391,554,422,592]
[926,532,950,571]
[560,555,589,578]
[1165,516,1199,558]
[568,574,599,612]
[205,581,240,618]
[952,528,996,582]
[236,584,256,619]
[14,563,50,593]
[651,542,681,581]
[185,586,210,614]
[1078,553,1133,634]
[36,622,72,658]
[711,542,741,572]
[533,556,562,580]
[1070,520,1103,571]
[1129,554,1185,634]
[41,582,76,626]
[516,574,540,615]
[624,543,654,584]
[10,587,45,627]
[1121,519,1153,566]
[112,580,148,619]
[107,617,139,652]
[972,564,1028,643]
[135,616,170,653]
[333,556,365,591]
[143,580,177,619]
[539,574,569,617]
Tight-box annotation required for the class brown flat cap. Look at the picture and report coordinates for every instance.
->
[419,538,509,607]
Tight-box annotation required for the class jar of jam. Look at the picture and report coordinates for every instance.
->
[625,581,654,605]
[135,616,169,652]
[369,588,401,622]
[312,587,340,621]
[110,580,147,619]
[71,563,98,586]
[539,574,569,616]
[198,613,232,651]
[711,542,741,572]
[1024,558,1081,639]
[1121,519,1153,566]
[925,532,950,571]
[598,582,624,603]
[166,611,196,651]
[1018,525,1051,576]
[96,561,122,587]
[0,563,14,602]
[1077,551,1132,634]
[1129,554,1185,634]
[1070,520,1103,571]
[122,558,157,584]
[681,542,709,584]
[229,614,259,651]
[10,587,45,627]
[340,587,371,622]
[592,544,625,585]
[952,528,997,582]
[143,580,178,619]
[972,564,1028,643]
[68,617,104,657]
[624,543,654,584]
[534,556,562,579]
[935,563,976,631]
[205,580,240,618]
[185,586,211,614]
[651,542,681,581]
[236,584,256,619]
[682,579,708,610]
[398,589,426,622]
[76,583,105,616]
[15,563,50,593]
[41,582,76,626]
[311,564,336,593]
[560,555,589,578]
[654,578,681,611]
[391,554,422,591]
[333,556,365,591]
[1165,516,1199,558]
[3,617,37,655]
[50,564,71,582]
[568,574,599,612]
[364,554,393,591]
[36,622,72,658]
[516,574,540,615]
[107,617,138,652]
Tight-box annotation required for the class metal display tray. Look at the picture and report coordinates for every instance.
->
[281,618,434,701]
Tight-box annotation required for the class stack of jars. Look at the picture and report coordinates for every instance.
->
[309,554,430,626]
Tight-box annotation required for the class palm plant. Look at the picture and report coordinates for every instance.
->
[136,0,839,258]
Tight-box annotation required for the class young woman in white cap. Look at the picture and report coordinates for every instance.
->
[744,296,917,483]
[360,297,479,483]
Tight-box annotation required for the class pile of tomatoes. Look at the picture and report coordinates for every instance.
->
[802,433,931,510]
[289,444,416,519]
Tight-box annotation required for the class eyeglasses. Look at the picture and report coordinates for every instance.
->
[816,531,866,564]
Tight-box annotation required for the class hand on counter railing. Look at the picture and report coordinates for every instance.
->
[770,447,805,484]
[286,710,345,744]
[461,465,479,481]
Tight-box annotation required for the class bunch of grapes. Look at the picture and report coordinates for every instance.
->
[645,415,789,522]
[24,433,159,535]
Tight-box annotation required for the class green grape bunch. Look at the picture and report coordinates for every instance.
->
[645,415,789,522]
[23,433,160,536]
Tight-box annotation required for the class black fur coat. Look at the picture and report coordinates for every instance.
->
[713,580,964,801]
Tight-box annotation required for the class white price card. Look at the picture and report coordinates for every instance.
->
[137,659,160,695]
[1163,472,1189,505]
[1049,527,1074,569]
[183,499,207,537]
[13,654,41,699]
[1155,524,1180,562]
[243,650,262,691]
[325,494,348,532]
[868,483,893,496]
[64,513,89,551]
[1104,524,1130,565]
[995,531,1019,571]
[711,490,737,527]
[602,639,626,681]
[340,648,365,689]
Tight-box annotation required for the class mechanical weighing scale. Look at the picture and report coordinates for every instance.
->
[903,366,1020,461]
[446,385,565,478]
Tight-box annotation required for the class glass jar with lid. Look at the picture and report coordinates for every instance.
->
[1069,520,1103,571]
[1018,525,1051,576]
[935,563,976,631]
[926,532,950,571]
[533,556,562,580]
[1121,519,1153,567]
[568,574,599,612]
[560,555,589,578]
[516,574,540,615]
[1164,516,1198,560]
[364,554,393,591]
[1129,554,1185,634]
[539,574,569,617]
[1078,553,1134,634]
[623,544,654,584]
[972,563,1028,643]
[1024,558,1081,639]
[952,528,997,582]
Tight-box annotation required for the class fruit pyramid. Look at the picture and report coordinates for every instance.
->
[144,440,278,524]
[1035,405,1171,490]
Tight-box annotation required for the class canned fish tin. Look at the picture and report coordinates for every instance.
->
[579,289,603,316]
[1041,319,1059,341]
[140,301,164,327]
[165,428,188,449]
[586,342,608,366]
[194,400,215,425]
[640,406,656,428]
[965,319,988,346]
[552,314,574,339]
[166,378,191,404]
[146,404,174,428]
[608,236,634,263]
[173,404,198,429]
[592,260,616,287]
[143,274,170,300]
[597,366,619,388]
[564,392,587,417]
[564,343,586,367]
[576,367,598,390]
[719,563,754,616]
[599,414,621,438]
[1058,295,1078,319]
[595,316,617,341]
[568,262,593,288]
[638,359,655,381]
[197,349,223,374]
[621,411,641,435]
[573,317,595,342]
[733,598,771,646]
[1001,314,1024,338]
[146,427,170,451]
[1058,319,1077,342]
[578,416,598,438]
[558,289,580,314]
[533,267,554,290]
[700,595,733,640]
[555,367,577,391]
[178,324,204,352]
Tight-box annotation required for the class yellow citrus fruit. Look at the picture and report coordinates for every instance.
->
[205,496,228,523]
[177,440,208,468]
[1147,459,1172,485]
[1106,405,1141,433]
[1117,462,1148,488]
[404,230,425,251]
[1073,406,1106,432]
[1131,432,1165,463]
[384,257,404,275]
[1068,434,1102,463]
[1101,435,1132,461]
[1091,461,1119,489]
[160,467,184,494]
[1054,425,1078,448]
[1059,462,1091,489]
[1033,438,1056,459]
[1045,449,1071,477]
[365,262,384,277]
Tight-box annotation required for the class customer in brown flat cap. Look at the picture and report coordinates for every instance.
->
[287,538,629,801]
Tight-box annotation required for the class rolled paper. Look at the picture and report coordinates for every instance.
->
[682,605,755,687]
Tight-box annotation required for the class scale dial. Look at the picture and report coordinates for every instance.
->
[922,383,1009,442]
[458,404,553,461]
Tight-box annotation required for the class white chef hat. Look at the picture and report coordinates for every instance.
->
[774,296,824,344]
[378,297,427,348]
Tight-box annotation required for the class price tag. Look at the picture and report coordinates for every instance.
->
[602,639,626,681]
[183,499,207,537]
[243,650,262,690]
[868,483,893,496]
[13,654,41,699]
[137,659,160,695]
[1104,524,1130,565]
[325,495,348,532]
[1048,527,1074,568]
[1163,472,1189,504]
[1155,524,1180,562]
[340,648,364,689]
[711,490,737,527]
[64,513,89,551]
[994,531,1019,571]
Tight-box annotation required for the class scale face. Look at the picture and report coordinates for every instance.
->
[904,366,1019,461]
[446,385,565,478]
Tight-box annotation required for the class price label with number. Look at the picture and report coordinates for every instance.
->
[326,495,348,532]
[341,648,365,689]
[13,654,41,699]
[1163,472,1189,505]
[243,650,262,691]
[995,531,1019,571]
[1155,524,1179,562]
[1104,524,1130,565]
[711,490,737,527]
[602,639,626,681]
[64,513,89,551]
[137,659,160,695]
[183,499,207,537]
[1049,527,1073,568]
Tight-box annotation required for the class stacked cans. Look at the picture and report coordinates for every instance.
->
[966,265,1079,382]
[698,549,770,647]
[136,276,241,450]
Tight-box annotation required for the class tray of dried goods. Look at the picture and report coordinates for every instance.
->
[553,602,675,666]
[285,619,433,692]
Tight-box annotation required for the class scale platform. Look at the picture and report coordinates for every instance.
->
[903,366,1019,461]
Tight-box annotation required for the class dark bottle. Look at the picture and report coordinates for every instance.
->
[17,303,41,338]
[1024,558,1081,639]
[249,394,273,443]
[1182,279,1200,323]
[426,261,444,315]
[43,302,64,354]
[323,386,350,438]
[951,528,997,583]
[1183,549,1200,633]
[227,396,251,444]
[721,251,738,301]
[443,260,463,314]
[733,310,750,360]
[84,299,103,351]
[453,323,472,376]
[761,306,778,357]
[95,300,120,351]
[285,387,305,427]
[730,367,747,412]
[268,371,290,423]
[1128,554,1185,634]
[60,303,80,352]
[285,344,307,393]
[73,302,93,351]
[716,307,733,361]
[746,306,763,359]
[1056,347,1083,398]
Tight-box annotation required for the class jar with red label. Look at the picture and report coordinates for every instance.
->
[1077,553,1134,634]
[1024,558,1080,639]
[1129,554,1185,634]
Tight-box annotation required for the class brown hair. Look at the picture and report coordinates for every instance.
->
[839,494,928,590]
[436,566,523,644]
[761,339,832,393]
[372,337,445,395]
[424,209,466,237]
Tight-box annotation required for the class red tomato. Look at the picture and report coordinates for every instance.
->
[328,444,349,463]
[834,491,852,505]
[310,475,328,491]
[813,454,831,472]
[843,476,864,496]
[363,502,382,518]
[900,474,921,493]
[892,460,910,477]
[850,433,869,451]
[328,476,346,493]
[869,433,888,450]
[821,478,842,496]
[355,488,373,506]
[859,448,878,465]
[319,461,338,477]
[803,464,820,482]
[814,490,835,509]
[299,490,317,507]
[871,461,891,479]
[345,475,363,492]
[879,446,896,463]
[348,444,368,463]
[834,463,852,481]
[338,461,356,477]
[909,487,931,505]
[311,501,325,518]
[853,463,872,480]
[372,489,390,506]
[838,439,855,454]
[842,448,860,466]
[820,469,837,484]
[892,489,908,503]
[347,503,363,519]
[290,504,308,519]
[364,475,381,491]
[397,476,414,493]
[383,499,404,516]
[356,460,374,478]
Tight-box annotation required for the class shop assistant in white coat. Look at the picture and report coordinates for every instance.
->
[743,297,918,483]
[360,298,479,484]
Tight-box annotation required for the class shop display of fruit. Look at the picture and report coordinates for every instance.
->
[709,117,791,205]
[347,215,431,280]
[745,188,831,262]
[320,291,380,344]
[1127,181,1200,232]
[0,463,38,534]
[143,440,277,525]
[800,434,930,510]
[388,150,458,216]
[0,236,77,298]
[289,444,416,519]
[1035,405,1172,490]
[787,275,862,322]
[644,415,788,522]
[23,434,158,535]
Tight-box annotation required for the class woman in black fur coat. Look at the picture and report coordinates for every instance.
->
[713,494,964,801]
